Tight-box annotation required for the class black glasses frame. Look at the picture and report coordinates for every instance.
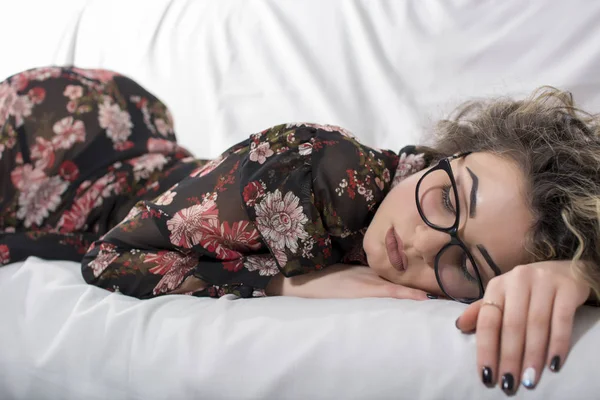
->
[414,152,484,304]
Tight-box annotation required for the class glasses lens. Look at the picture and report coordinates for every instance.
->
[417,168,458,229]
[437,244,481,301]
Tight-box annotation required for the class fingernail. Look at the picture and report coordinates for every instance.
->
[522,367,536,389]
[481,366,493,387]
[426,293,438,299]
[550,355,561,372]
[501,373,515,394]
[455,318,460,330]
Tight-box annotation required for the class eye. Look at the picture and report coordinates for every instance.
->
[441,184,456,215]
[459,252,478,283]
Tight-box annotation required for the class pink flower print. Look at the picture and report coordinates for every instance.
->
[249,142,274,164]
[155,190,176,206]
[88,243,119,277]
[52,116,86,149]
[16,175,68,227]
[98,98,133,144]
[26,67,61,81]
[147,138,176,153]
[10,164,47,191]
[167,197,219,248]
[254,189,308,253]
[154,118,172,137]
[298,142,313,156]
[63,85,84,100]
[10,95,33,127]
[145,252,198,295]
[31,137,56,170]
[189,154,226,178]
[244,255,279,276]
[391,152,426,188]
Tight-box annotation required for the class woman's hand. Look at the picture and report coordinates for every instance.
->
[455,260,592,395]
[266,264,429,300]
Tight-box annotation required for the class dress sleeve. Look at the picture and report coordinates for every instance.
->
[239,123,399,276]
[81,138,274,299]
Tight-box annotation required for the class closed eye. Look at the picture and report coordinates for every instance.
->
[441,184,456,215]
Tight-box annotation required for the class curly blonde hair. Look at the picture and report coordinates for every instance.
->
[425,87,600,299]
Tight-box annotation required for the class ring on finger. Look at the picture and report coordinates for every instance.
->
[482,300,504,313]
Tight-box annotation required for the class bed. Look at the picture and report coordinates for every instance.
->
[2,1,600,399]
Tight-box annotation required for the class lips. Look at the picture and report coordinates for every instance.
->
[385,227,407,272]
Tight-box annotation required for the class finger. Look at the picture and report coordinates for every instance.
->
[475,283,505,388]
[497,278,531,395]
[456,299,483,333]
[546,288,578,374]
[520,283,556,390]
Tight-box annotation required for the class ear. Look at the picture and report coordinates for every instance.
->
[455,299,483,333]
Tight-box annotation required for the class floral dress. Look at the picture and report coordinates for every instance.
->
[81,124,432,299]
[0,66,432,299]
[0,67,204,264]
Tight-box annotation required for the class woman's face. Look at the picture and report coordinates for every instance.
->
[363,152,534,298]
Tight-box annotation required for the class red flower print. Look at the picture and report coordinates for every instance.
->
[223,259,244,272]
[0,245,10,265]
[11,73,29,91]
[59,160,80,182]
[56,192,95,232]
[28,87,46,104]
[197,219,261,260]
[243,181,265,206]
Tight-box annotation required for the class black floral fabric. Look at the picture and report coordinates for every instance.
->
[0,67,433,299]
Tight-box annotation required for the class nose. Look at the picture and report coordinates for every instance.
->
[412,224,451,267]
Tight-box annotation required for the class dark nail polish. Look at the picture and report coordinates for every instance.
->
[426,293,438,299]
[502,373,514,393]
[550,355,561,372]
[481,366,493,386]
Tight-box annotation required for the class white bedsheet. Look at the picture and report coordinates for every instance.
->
[3,0,600,398]
[1,257,600,400]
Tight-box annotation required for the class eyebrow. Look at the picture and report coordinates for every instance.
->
[460,163,500,277]
[476,244,502,276]
[466,167,478,218]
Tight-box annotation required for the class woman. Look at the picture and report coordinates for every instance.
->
[0,67,597,395]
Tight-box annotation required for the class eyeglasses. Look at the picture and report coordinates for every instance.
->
[414,152,485,304]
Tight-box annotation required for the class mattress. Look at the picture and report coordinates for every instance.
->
[2,0,600,399]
